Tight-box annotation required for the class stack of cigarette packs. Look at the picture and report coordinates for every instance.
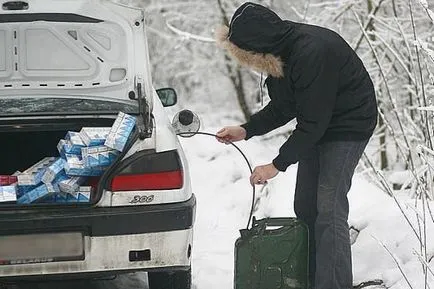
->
[10,112,136,204]
[105,112,136,152]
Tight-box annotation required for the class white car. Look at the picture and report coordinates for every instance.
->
[0,1,195,288]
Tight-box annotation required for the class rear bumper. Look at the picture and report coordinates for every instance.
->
[0,196,196,279]
[0,229,193,279]
[0,195,196,236]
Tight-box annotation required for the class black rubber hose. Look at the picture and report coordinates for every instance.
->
[177,132,256,229]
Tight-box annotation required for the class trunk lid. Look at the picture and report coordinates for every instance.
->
[0,0,154,108]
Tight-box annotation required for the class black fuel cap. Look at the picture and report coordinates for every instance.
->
[178,110,194,126]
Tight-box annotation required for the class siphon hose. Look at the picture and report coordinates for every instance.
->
[177,132,256,229]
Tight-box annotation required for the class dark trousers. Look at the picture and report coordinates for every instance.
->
[294,140,368,289]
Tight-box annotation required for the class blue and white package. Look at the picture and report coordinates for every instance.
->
[66,131,85,149]
[66,193,79,203]
[17,183,57,204]
[65,187,91,203]
[81,146,119,167]
[57,139,84,157]
[79,127,111,147]
[78,186,92,203]
[64,155,106,176]
[68,166,106,177]
[52,193,68,203]
[41,194,56,203]
[57,132,86,156]
[59,176,86,194]
[65,132,84,144]
[42,158,66,184]
[60,187,91,203]
[60,150,82,163]
[104,112,136,152]
[0,185,17,202]
[51,172,69,192]
[17,157,57,186]
[17,185,37,199]
[57,139,67,158]
[64,155,83,174]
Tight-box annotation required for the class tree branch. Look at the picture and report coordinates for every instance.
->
[165,19,215,42]
[353,0,387,51]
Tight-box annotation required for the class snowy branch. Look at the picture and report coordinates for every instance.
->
[372,234,415,289]
[165,19,215,42]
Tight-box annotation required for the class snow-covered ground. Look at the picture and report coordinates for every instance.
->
[179,121,434,289]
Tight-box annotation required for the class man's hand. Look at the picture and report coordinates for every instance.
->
[250,163,279,186]
[216,126,247,144]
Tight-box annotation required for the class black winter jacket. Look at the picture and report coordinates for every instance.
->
[229,3,378,171]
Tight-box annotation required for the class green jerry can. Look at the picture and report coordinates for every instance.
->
[234,217,309,289]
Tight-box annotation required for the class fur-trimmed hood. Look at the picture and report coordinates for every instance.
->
[216,2,295,78]
[216,25,284,78]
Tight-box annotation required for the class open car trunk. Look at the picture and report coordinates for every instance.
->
[0,117,115,175]
[0,115,137,208]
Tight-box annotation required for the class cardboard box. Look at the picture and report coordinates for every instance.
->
[17,157,56,186]
[42,158,66,184]
[79,127,111,147]
[81,146,119,167]
[0,185,17,202]
[105,112,136,152]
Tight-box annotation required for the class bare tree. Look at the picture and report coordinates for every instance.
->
[216,0,250,121]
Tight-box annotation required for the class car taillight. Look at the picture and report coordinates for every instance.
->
[111,171,183,191]
[108,150,183,191]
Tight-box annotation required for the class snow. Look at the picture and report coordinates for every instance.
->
[178,123,434,289]
[418,106,434,112]
[387,170,413,187]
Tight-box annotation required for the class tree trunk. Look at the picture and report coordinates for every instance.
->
[367,0,388,170]
[379,105,388,170]
[217,0,251,121]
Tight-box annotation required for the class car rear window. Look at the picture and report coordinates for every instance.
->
[0,98,139,116]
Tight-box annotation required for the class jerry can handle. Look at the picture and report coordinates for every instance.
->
[253,217,299,234]
[263,217,298,226]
